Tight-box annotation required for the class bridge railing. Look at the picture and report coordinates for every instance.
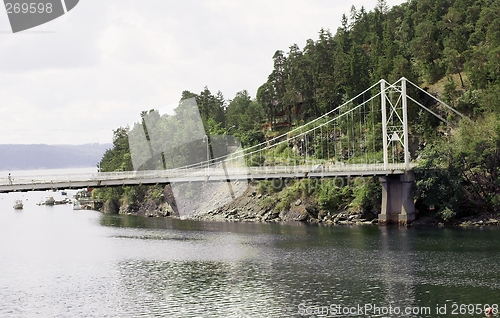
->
[0,162,412,188]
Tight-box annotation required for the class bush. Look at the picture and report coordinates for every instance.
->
[260,196,277,210]
[350,177,381,211]
[439,206,456,221]
[257,180,285,194]
[317,179,353,212]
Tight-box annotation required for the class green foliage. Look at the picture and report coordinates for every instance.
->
[415,114,500,218]
[149,186,165,200]
[317,180,353,212]
[257,180,282,194]
[275,142,288,154]
[453,114,500,211]
[414,140,462,217]
[350,177,382,211]
[247,153,265,167]
[99,127,133,172]
[92,186,124,203]
[257,179,323,212]
[252,0,500,134]
[260,196,278,210]
[236,129,265,147]
[275,188,296,212]
[440,207,456,221]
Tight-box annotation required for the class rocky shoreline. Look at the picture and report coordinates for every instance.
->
[188,182,379,225]
[99,182,500,228]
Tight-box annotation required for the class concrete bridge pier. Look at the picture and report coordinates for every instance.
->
[378,172,415,224]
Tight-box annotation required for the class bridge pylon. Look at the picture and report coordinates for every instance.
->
[378,171,415,224]
[381,77,411,171]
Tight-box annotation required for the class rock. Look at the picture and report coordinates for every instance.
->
[305,205,318,218]
[137,199,159,216]
[267,211,280,220]
[228,208,238,215]
[103,199,120,214]
[334,213,347,223]
[318,210,328,220]
[258,209,268,217]
[411,216,439,226]
[280,209,309,222]
[361,210,377,221]
[118,204,132,215]
[226,213,238,219]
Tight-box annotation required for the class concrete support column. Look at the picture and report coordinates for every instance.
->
[378,171,415,224]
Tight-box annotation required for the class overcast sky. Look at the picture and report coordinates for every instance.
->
[0,0,405,145]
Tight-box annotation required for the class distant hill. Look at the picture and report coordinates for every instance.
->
[0,144,112,170]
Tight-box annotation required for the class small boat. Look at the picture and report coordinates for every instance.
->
[13,199,23,210]
[72,201,82,210]
[45,196,55,206]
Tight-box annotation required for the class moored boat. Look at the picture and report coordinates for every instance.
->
[13,199,23,209]
[45,196,55,206]
[73,200,82,210]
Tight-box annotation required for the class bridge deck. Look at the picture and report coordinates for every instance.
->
[0,163,413,193]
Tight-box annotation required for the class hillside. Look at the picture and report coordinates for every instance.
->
[0,144,111,170]
[93,0,500,222]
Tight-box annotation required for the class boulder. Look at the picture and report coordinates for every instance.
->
[411,216,439,226]
[305,204,319,218]
[102,199,119,214]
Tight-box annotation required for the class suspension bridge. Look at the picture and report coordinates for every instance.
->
[0,77,464,223]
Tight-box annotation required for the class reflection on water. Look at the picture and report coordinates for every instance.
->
[115,260,283,317]
[378,227,417,311]
[1,193,500,317]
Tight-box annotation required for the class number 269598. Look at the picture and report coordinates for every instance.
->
[5,3,53,14]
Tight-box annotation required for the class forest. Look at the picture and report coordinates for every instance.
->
[95,0,500,222]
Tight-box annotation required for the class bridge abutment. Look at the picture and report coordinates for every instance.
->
[378,172,415,224]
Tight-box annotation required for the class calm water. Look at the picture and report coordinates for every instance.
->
[1,189,500,317]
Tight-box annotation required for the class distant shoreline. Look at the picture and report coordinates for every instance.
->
[0,143,110,171]
[0,167,98,176]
